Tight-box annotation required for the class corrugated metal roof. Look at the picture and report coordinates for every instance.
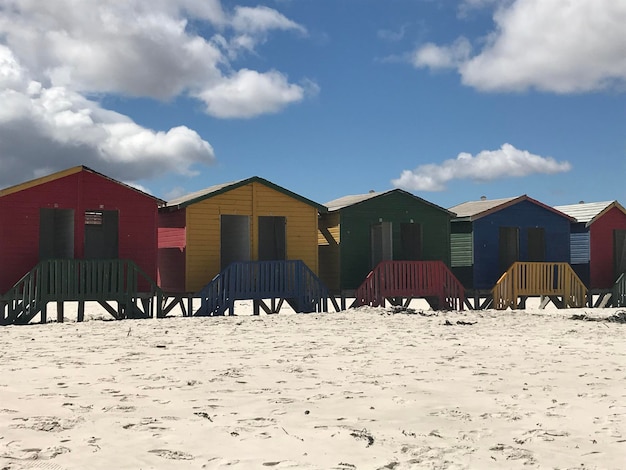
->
[167,179,245,207]
[324,190,394,211]
[324,189,454,215]
[448,196,519,219]
[165,176,327,212]
[553,201,616,224]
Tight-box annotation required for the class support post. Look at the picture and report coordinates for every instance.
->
[57,301,64,323]
[77,300,85,322]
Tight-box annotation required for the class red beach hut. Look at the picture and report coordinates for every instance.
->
[0,166,164,323]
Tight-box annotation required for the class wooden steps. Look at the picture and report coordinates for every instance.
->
[352,261,465,310]
[0,259,163,325]
[195,260,337,316]
[492,262,587,310]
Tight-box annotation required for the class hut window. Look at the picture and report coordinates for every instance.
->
[570,233,590,264]
[451,233,473,267]
[85,211,103,226]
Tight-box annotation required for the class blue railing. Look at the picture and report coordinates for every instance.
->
[195,260,331,316]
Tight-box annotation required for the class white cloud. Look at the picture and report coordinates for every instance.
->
[197,69,318,119]
[412,38,472,69]
[0,1,313,186]
[231,5,306,35]
[0,45,215,187]
[392,143,571,191]
[413,0,626,93]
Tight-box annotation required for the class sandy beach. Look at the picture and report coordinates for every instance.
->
[1,304,625,469]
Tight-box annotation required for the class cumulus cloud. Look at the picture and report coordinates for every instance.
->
[412,38,472,69]
[412,0,626,93]
[231,5,306,35]
[391,143,571,191]
[197,69,318,119]
[0,0,313,187]
[0,45,214,187]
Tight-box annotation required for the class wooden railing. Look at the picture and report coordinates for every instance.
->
[612,272,626,307]
[352,260,465,310]
[196,260,334,316]
[492,262,587,310]
[0,259,163,325]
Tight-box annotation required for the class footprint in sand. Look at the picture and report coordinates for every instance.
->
[10,416,82,433]
[148,449,194,460]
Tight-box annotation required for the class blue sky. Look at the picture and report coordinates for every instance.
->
[0,0,625,209]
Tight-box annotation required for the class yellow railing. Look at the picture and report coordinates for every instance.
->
[492,262,587,310]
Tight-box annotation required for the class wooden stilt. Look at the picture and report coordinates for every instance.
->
[57,301,64,323]
[77,300,85,322]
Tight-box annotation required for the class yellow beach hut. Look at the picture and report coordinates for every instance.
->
[158,177,326,297]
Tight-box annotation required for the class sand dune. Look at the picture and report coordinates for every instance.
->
[1,304,625,469]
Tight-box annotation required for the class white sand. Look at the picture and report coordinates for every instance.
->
[1,303,625,469]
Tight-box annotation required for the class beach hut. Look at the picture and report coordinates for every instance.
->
[158,177,329,315]
[449,195,584,309]
[0,166,165,323]
[553,201,626,296]
[318,189,463,309]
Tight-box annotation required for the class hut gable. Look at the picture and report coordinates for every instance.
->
[450,195,574,222]
[325,189,453,215]
[165,176,326,213]
[554,201,626,227]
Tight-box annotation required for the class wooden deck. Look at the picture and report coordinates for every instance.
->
[492,262,587,310]
[352,261,465,310]
[0,259,163,325]
[195,260,338,316]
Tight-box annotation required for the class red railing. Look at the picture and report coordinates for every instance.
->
[353,260,465,310]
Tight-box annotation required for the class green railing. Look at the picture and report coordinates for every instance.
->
[1,259,163,325]
[612,272,626,307]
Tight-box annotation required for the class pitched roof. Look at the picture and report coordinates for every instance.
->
[448,196,519,219]
[165,176,327,212]
[449,195,575,222]
[0,165,165,204]
[324,189,454,215]
[554,200,626,226]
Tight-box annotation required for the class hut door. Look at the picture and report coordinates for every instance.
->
[613,230,626,278]
[39,208,75,259]
[527,228,546,262]
[400,222,422,260]
[84,210,119,259]
[499,226,519,272]
[258,216,286,261]
[371,221,392,268]
[221,215,251,270]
